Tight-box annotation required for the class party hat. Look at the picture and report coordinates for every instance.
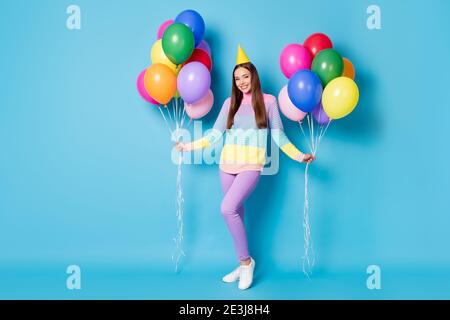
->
[236,44,250,65]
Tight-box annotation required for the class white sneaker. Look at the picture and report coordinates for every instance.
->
[222,266,241,283]
[238,258,255,290]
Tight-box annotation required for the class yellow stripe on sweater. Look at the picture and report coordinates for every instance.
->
[280,143,301,161]
[190,138,211,150]
[220,144,266,165]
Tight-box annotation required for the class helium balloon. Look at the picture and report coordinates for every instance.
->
[311,49,343,86]
[287,69,323,113]
[342,57,355,79]
[150,39,179,73]
[322,77,359,120]
[144,63,177,105]
[175,10,205,47]
[279,44,312,79]
[312,102,330,125]
[157,20,174,39]
[184,48,212,71]
[278,85,306,122]
[177,62,211,104]
[185,89,214,119]
[162,23,195,65]
[304,33,333,58]
[137,70,159,105]
[197,40,211,56]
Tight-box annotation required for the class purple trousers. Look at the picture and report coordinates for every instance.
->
[220,170,261,262]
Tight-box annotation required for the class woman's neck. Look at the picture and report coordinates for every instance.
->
[242,92,252,104]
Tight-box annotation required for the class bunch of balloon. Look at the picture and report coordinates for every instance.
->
[279,33,359,276]
[136,10,214,272]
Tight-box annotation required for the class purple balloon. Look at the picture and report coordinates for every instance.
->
[177,62,211,104]
[197,40,211,56]
[312,102,330,125]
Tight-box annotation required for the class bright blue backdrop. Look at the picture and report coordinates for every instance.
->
[1,0,450,299]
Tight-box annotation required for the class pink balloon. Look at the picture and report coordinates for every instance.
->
[157,19,174,39]
[137,70,159,105]
[279,44,312,79]
[278,85,306,122]
[184,89,214,119]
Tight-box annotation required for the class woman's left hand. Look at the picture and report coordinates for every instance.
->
[301,154,316,164]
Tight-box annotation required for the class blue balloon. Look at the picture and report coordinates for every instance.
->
[175,10,205,47]
[287,70,323,113]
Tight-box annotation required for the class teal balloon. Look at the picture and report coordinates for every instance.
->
[162,23,195,65]
[311,49,344,86]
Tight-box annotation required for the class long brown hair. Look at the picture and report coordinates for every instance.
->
[227,62,267,129]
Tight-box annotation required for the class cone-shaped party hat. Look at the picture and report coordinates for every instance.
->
[236,44,250,65]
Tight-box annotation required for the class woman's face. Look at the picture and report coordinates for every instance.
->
[234,67,252,94]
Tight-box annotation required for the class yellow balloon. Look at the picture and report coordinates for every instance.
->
[151,39,178,73]
[322,77,359,120]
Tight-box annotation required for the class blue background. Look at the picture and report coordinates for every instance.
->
[1,0,450,299]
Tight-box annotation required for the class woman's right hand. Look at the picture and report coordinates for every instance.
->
[302,154,316,164]
[175,142,186,152]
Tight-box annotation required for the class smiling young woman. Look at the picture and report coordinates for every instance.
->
[176,45,315,290]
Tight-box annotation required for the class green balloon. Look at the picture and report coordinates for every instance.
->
[162,23,195,65]
[311,49,344,86]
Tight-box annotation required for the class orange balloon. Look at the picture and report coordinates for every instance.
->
[342,58,355,80]
[144,63,177,105]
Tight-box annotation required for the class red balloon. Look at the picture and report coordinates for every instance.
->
[304,33,333,58]
[184,48,212,71]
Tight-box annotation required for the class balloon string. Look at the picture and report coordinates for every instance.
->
[173,98,176,125]
[170,99,179,142]
[171,94,186,273]
[310,113,315,151]
[181,99,188,128]
[301,117,332,277]
[172,152,185,273]
[171,99,177,129]
[314,119,332,156]
[178,98,183,128]
[174,97,177,124]
[306,114,311,151]
[314,124,320,155]
[302,115,315,277]
[313,122,325,155]
[158,106,174,137]
[175,96,180,124]
[166,102,174,124]
[299,121,313,153]
[317,120,332,149]
[302,162,315,277]
[307,114,315,153]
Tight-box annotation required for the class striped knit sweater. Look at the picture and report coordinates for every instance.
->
[187,92,305,174]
